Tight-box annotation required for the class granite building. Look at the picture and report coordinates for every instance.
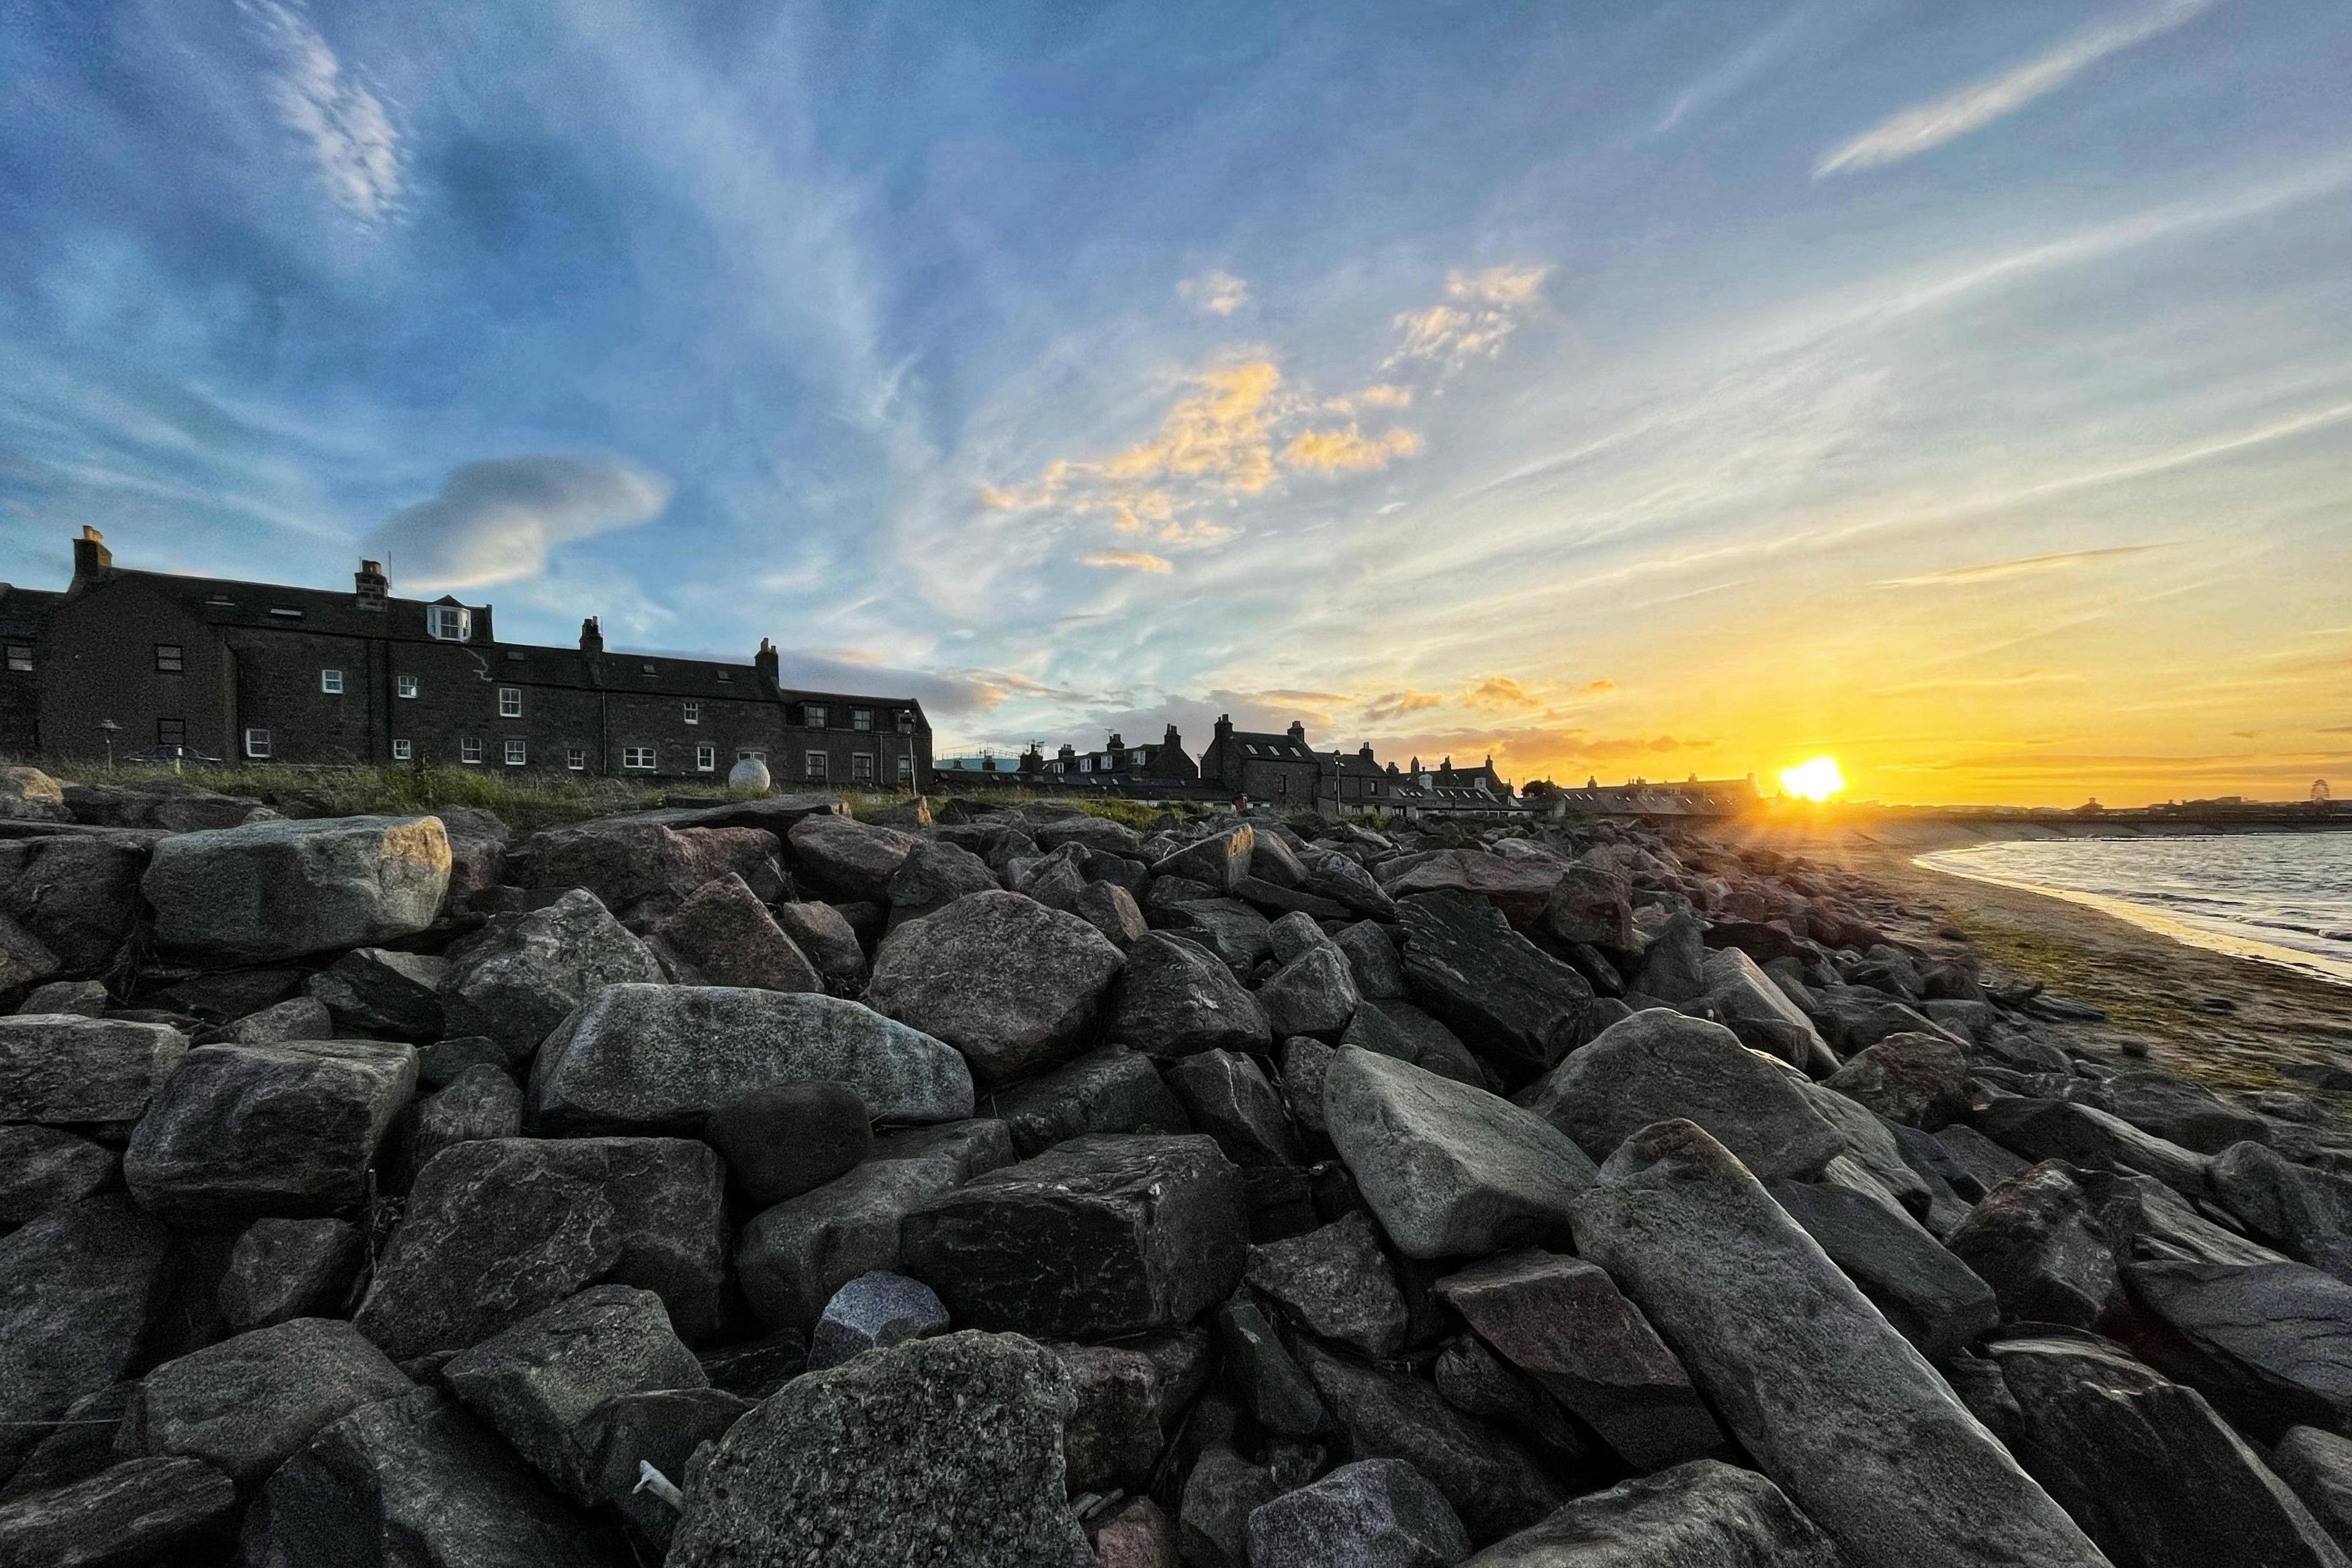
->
[12,528,932,786]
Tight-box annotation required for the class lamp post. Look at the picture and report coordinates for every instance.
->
[98,718,121,768]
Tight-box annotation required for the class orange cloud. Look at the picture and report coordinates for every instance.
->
[1389,263,1551,369]
[1281,424,1422,474]
[1081,549,1172,573]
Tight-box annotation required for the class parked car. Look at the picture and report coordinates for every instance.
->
[127,744,222,765]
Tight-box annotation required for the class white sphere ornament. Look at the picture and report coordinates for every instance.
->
[727,756,772,792]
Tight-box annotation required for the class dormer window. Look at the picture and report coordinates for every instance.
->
[426,605,471,642]
[268,606,303,620]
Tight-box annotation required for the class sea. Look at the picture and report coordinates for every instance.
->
[1918,832,2352,987]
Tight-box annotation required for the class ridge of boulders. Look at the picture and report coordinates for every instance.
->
[2,767,2351,1566]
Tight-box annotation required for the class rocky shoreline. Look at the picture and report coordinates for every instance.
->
[5,771,2352,1565]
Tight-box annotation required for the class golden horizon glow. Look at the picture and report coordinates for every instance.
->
[1779,756,1849,802]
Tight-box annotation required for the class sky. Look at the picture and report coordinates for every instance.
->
[1,1,2346,807]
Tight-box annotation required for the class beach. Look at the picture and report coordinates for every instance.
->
[1703,816,2352,1106]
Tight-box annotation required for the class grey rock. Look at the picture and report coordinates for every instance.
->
[1796,1080,1936,1218]
[1073,879,1148,946]
[1387,851,1564,929]
[1050,1330,1210,1490]
[866,890,1125,1082]
[1213,1297,1324,1436]
[1398,892,1591,1074]
[786,812,919,902]
[142,814,451,963]
[886,839,1002,922]
[226,993,333,1045]
[1298,1341,1567,1545]
[1281,1036,1336,1133]
[984,1044,1189,1156]
[1035,815,1143,856]
[1248,1457,1471,1568]
[900,1133,1245,1338]
[0,1385,130,1504]
[1337,920,1410,1001]
[404,1061,521,1177]
[1014,850,1089,914]
[1937,1123,2032,1194]
[514,819,780,916]
[1434,1250,1721,1471]
[1517,1009,1843,1181]
[1248,1211,1409,1357]
[0,1457,235,1568]
[705,1079,872,1205]
[246,1387,629,1567]
[649,872,823,991]
[736,1120,1014,1331]
[439,888,663,1050]
[1268,908,1338,964]
[1161,897,1275,976]
[2075,1071,2272,1155]
[1825,1033,1972,1130]
[1539,863,1634,949]
[1976,1096,2212,1199]
[807,1270,950,1370]
[0,1197,173,1477]
[0,1125,115,1224]
[1325,1047,1594,1261]
[1632,912,1707,1002]
[13,978,107,1016]
[0,1014,186,1124]
[2093,1165,2289,1268]
[124,1039,416,1223]
[1354,1000,1489,1088]
[1946,1162,2126,1328]
[1090,1495,1179,1568]
[2125,1259,2352,1441]
[1459,1459,1846,1567]
[444,1284,704,1501]
[0,833,146,974]
[1300,848,1401,922]
[415,1033,531,1087]
[1989,1333,2348,1568]
[1570,1118,2111,1568]
[1151,824,1253,893]
[218,1216,366,1330]
[1166,1048,1302,1166]
[1431,1334,1589,1462]
[773,899,869,990]
[1183,1444,1283,1568]
[1104,932,1273,1057]
[2274,1426,2352,1550]
[355,1136,726,1360]
[695,1331,808,1401]
[1700,946,1834,1072]
[1766,1180,1998,1360]
[666,1331,1093,1568]
[563,1385,752,1548]
[124,1316,413,1483]
[528,982,972,1133]
[2212,1140,2352,1285]
[1260,944,1362,1041]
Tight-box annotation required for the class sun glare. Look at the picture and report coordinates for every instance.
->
[1779,756,1847,802]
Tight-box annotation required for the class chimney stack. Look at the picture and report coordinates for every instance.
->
[355,559,388,611]
[754,637,780,685]
[1287,720,1306,744]
[71,526,111,584]
[579,616,604,654]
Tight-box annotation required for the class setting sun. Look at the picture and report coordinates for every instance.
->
[1779,756,1848,802]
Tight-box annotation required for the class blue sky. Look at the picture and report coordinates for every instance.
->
[3,1,2347,802]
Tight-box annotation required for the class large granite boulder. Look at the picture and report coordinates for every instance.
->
[354,1136,726,1360]
[2274,1426,2352,1548]
[808,1271,951,1371]
[705,1080,872,1205]
[1825,1033,1972,1130]
[1459,1460,1845,1567]
[665,1332,1093,1568]
[1539,864,1634,950]
[2075,1071,2270,1155]
[1103,932,1272,1057]
[0,1014,185,1124]
[1050,1331,1210,1491]
[772,899,868,990]
[1246,1457,1471,1568]
[785,813,920,903]
[1387,850,1563,928]
[1569,1118,2111,1568]
[1398,891,1590,1075]
[1215,1297,1326,1438]
[1766,1178,1999,1360]
[1259,944,1363,1042]
[0,832,147,974]
[885,839,1003,924]
[986,1044,1191,1156]
[512,819,779,915]
[121,1316,413,1483]
[1150,825,1253,894]
[0,1196,174,1477]
[1988,1333,2348,1568]
[1946,1161,2126,1329]
[529,982,973,1133]
[899,1134,1245,1339]
[304,947,449,1039]
[1698,946,1833,1071]
[123,1039,417,1224]
[1324,1047,1594,1261]
[217,1217,366,1331]
[1166,1049,1300,1167]
[563,1386,753,1549]
[648,873,823,991]
[2126,1259,2352,1441]
[1517,1009,1843,1180]
[246,1388,630,1567]
[0,1457,236,1568]
[2211,1140,2352,1286]
[1183,1444,1282,1568]
[0,1125,115,1225]
[866,891,1125,1082]
[1246,1212,1410,1358]
[438,888,663,1050]
[1975,1096,2212,1199]
[143,815,451,963]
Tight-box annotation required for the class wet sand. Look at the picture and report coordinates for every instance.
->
[1691,815,2352,1105]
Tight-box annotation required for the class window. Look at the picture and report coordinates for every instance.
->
[804,703,827,729]
[851,753,875,782]
[4,645,29,673]
[621,746,656,770]
[1276,775,1287,799]
[696,743,716,772]
[736,748,766,762]
[682,701,699,725]
[504,739,526,767]
[320,669,344,695]
[715,671,731,684]
[244,728,271,759]
[157,719,185,747]
[897,754,914,784]
[397,674,418,698]
[805,752,829,781]
[498,686,521,718]
[461,737,483,764]
[896,710,914,733]
[426,605,471,641]
[155,644,184,673]
[268,607,303,620]
[567,747,587,771]
[1079,757,1093,773]
[852,707,873,731]
[392,739,412,761]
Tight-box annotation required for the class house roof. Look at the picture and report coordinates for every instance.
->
[0,584,59,641]
[1221,730,1319,762]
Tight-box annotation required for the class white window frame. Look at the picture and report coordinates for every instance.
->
[244,728,271,760]
[804,703,827,729]
[621,746,656,771]
[155,644,184,673]
[461,737,483,764]
[566,747,587,771]
[320,668,344,695]
[682,701,699,725]
[3,644,30,673]
[851,753,875,782]
[852,707,873,732]
[897,754,914,783]
[391,739,412,761]
[896,710,914,733]
[498,686,522,718]
[805,751,829,781]
[397,674,418,698]
[696,743,716,772]
[736,748,766,762]
[426,605,471,641]
[503,739,527,767]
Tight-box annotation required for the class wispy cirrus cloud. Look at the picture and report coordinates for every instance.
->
[1388,265,1551,372]
[238,0,405,221]
[1874,543,2179,588]
[1815,0,2215,178]
[1081,549,1172,573]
